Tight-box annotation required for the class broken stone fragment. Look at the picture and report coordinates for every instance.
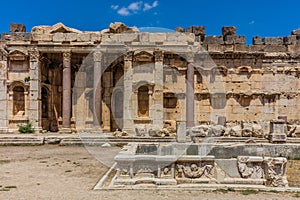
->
[291,28,300,35]
[10,23,26,33]
[31,22,82,34]
[222,26,236,37]
[175,27,185,32]
[108,22,139,34]
[186,26,205,36]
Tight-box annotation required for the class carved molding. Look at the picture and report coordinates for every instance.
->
[63,52,71,63]
[28,50,39,62]
[176,163,214,179]
[124,52,133,62]
[154,50,164,62]
[93,51,102,62]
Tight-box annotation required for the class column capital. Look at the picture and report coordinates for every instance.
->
[63,51,71,63]
[154,50,164,62]
[28,49,40,62]
[186,53,195,63]
[124,52,133,62]
[93,51,102,62]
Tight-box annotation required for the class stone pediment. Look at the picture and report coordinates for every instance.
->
[8,49,27,60]
[31,22,82,34]
[49,23,82,34]
[0,48,8,56]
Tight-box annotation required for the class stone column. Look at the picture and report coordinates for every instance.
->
[0,54,8,132]
[62,51,72,132]
[186,54,195,128]
[28,49,42,133]
[153,50,164,128]
[122,52,134,134]
[93,51,102,130]
[102,71,112,131]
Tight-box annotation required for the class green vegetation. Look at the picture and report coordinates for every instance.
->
[241,190,259,195]
[4,186,17,189]
[24,76,30,82]
[18,122,34,134]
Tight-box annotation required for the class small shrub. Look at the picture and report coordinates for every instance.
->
[24,76,30,82]
[295,192,300,198]
[4,186,17,189]
[18,122,34,134]
[269,190,280,193]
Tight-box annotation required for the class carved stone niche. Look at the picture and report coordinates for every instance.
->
[8,50,28,72]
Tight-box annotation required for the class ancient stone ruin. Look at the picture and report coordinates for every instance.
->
[1,22,300,138]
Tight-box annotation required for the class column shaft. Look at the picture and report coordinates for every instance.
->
[29,49,42,132]
[62,52,71,130]
[93,51,102,128]
[153,50,164,128]
[186,63,195,128]
[123,53,134,134]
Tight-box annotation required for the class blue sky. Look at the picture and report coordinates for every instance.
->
[1,0,299,44]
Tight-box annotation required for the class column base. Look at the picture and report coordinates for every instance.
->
[33,127,43,134]
[59,128,72,134]
[122,127,135,136]
[90,126,103,134]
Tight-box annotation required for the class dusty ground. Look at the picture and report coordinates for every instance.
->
[0,145,300,200]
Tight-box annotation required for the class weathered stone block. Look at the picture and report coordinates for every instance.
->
[222,26,236,37]
[149,33,166,43]
[119,33,139,42]
[10,23,26,32]
[175,27,185,32]
[53,33,64,42]
[139,33,149,42]
[176,121,186,143]
[77,33,91,42]
[287,44,300,52]
[203,36,224,44]
[65,33,77,42]
[235,44,248,51]
[262,37,283,45]
[207,44,224,52]
[252,36,263,45]
[11,33,31,41]
[90,32,101,43]
[187,26,205,36]
[224,35,246,44]
[292,28,300,35]
[32,34,52,41]
[283,35,296,45]
[263,45,287,52]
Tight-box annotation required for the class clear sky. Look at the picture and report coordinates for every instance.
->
[1,0,299,44]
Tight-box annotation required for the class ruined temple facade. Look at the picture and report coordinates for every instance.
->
[1,22,300,134]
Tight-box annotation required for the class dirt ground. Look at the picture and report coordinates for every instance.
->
[0,145,300,200]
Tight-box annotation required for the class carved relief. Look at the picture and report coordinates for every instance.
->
[63,52,71,63]
[154,50,164,62]
[237,156,263,179]
[264,157,288,187]
[28,49,39,62]
[93,51,102,62]
[176,163,214,179]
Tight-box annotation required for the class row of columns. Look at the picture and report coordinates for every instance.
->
[62,51,103,132]
[27,49,195,132]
